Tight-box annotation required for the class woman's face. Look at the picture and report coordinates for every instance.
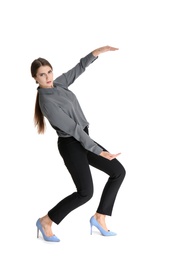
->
[35,65,53,88]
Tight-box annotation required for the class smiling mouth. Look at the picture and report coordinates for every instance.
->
[47,81,51,84]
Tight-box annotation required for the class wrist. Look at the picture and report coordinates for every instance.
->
[92,49,101,57]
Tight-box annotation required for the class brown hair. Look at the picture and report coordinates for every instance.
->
[30,58,53,134]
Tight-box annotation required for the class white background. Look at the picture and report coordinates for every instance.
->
[0,0,173,259]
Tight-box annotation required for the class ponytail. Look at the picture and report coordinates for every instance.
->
[34,92,46,134]
[31,57,52,134]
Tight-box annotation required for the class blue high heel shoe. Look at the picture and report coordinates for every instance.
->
[36,219,60,242]
[90,216,117,236]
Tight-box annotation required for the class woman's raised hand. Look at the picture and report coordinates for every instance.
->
[92,45,119,57]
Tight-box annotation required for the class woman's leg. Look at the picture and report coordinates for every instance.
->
[87,142,126,230]
[47,136,94,225]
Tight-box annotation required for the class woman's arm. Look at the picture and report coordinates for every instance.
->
[41,102,103,155]
[54,46,118,88]
[53,52,98,88]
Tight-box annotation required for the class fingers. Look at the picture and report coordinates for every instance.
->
[109,152,121,160]
[109,47,119,51]
[105,46,119,51]
[100,151,121,160]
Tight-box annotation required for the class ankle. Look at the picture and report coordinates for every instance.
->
[40,215,52,226]
[94,213,106,221]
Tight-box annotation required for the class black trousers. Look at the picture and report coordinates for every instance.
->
[48,127,126,225]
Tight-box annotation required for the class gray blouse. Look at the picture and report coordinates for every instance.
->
[38,52,103,155]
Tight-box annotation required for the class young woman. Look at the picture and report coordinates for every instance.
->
[31,45,126,242]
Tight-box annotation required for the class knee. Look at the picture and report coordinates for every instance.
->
[78,187,93,203]
[120,166,126,180]
[112,164,126,180]
[86,190,93,201]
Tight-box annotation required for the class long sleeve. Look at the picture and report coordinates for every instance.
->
[41,101,103,155]
[53,52,98,88]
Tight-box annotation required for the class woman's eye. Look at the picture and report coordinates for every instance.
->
[40,73,44,77]
[48,70,52,74]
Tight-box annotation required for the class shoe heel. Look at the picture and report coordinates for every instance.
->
[89,216,116,236]
[37,227,39,238]
[36,219,60,242]
[90,223,93,235]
